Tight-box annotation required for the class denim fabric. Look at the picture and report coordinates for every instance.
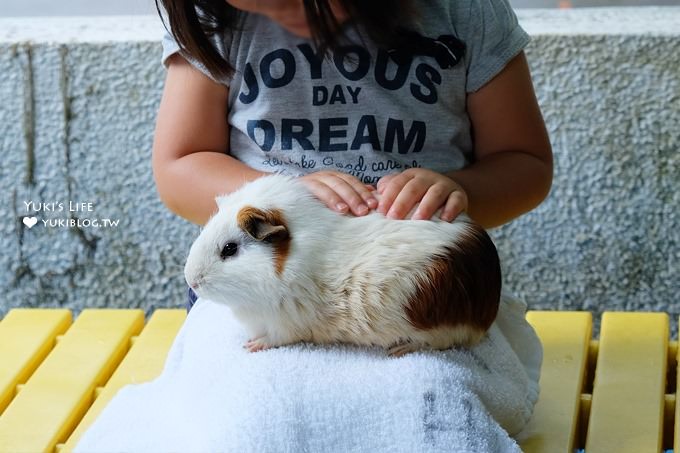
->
[186,286,198,313]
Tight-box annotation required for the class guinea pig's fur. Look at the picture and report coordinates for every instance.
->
[184,174,501,356]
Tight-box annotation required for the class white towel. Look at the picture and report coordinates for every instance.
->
[75,293,541,453]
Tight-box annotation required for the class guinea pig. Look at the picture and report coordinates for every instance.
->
[184,174,501,357]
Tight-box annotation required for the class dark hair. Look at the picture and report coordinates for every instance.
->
[155,0,417,81]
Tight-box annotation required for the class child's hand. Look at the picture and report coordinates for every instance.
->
[299,171,378,216]
[376,169,468,222]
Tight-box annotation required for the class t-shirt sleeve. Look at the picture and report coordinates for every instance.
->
[459,0,531,93]
[160,29,181,68]
[160,27,233,86]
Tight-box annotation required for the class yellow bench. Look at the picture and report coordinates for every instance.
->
[0,309,675,452]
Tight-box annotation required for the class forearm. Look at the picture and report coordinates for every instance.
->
[153,151,269,226]
[447,151,552,229]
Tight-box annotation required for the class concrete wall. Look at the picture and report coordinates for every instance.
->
[1,9,678,320]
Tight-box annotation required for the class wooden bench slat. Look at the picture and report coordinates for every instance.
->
[585,312,668,453]
[0,309,144,453]
[61,309,186,452]
[521,311,592,453]
[0,309,72,416]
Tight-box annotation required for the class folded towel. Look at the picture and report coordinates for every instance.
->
[75,293,541,453]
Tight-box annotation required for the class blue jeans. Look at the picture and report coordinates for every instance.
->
[186,286,199,313]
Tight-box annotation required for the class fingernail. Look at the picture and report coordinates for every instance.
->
[336,203,348,212]
[366,198,378,208]
[386,209,398,219]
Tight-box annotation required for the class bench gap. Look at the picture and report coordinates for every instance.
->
[576,336,599,450]
[663,340,678,451]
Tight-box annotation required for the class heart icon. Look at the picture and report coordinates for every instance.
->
[23,216,38,228]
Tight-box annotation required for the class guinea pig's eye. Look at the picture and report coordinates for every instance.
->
[220,242,238,260]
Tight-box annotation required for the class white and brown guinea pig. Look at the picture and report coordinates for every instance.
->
[184,174,501,356]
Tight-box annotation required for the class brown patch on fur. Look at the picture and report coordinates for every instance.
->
[237,206,291,276]
[405,223,501,333]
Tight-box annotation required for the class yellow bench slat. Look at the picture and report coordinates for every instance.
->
[0,309,144,453]
[521,311,592,453]
[0,309,72,416]
[585,312,668,453]
[62,309,186,452]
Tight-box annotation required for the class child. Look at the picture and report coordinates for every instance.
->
[153,0,552,219]
[153,0,550,444]
[152,0,552,311]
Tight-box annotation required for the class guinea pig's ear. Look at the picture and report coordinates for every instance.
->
[237,206,289,243]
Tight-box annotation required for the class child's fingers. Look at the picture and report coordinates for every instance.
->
[300,172,376,216]
[411,184,450,220]
[323,176,368,215]
[335,174,378,211]
[362,184,379,208]
[376,173,409,216]
[300,179,350,214]
[329,174,375,215]
[440,190,468,222]
[376,174,396,194]
[385,179,429,220]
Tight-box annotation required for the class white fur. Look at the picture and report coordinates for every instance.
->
[184,175,488,354]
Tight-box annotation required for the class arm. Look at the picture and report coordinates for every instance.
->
[448,51,553,228]
[376,52,553,229]
[153,54,377,224]
[152,54,269,226]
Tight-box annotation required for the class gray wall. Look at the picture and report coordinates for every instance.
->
[1,9,679,320]
[0,0,677,17]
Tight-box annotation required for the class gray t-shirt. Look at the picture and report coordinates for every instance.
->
[161,0,530,185]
